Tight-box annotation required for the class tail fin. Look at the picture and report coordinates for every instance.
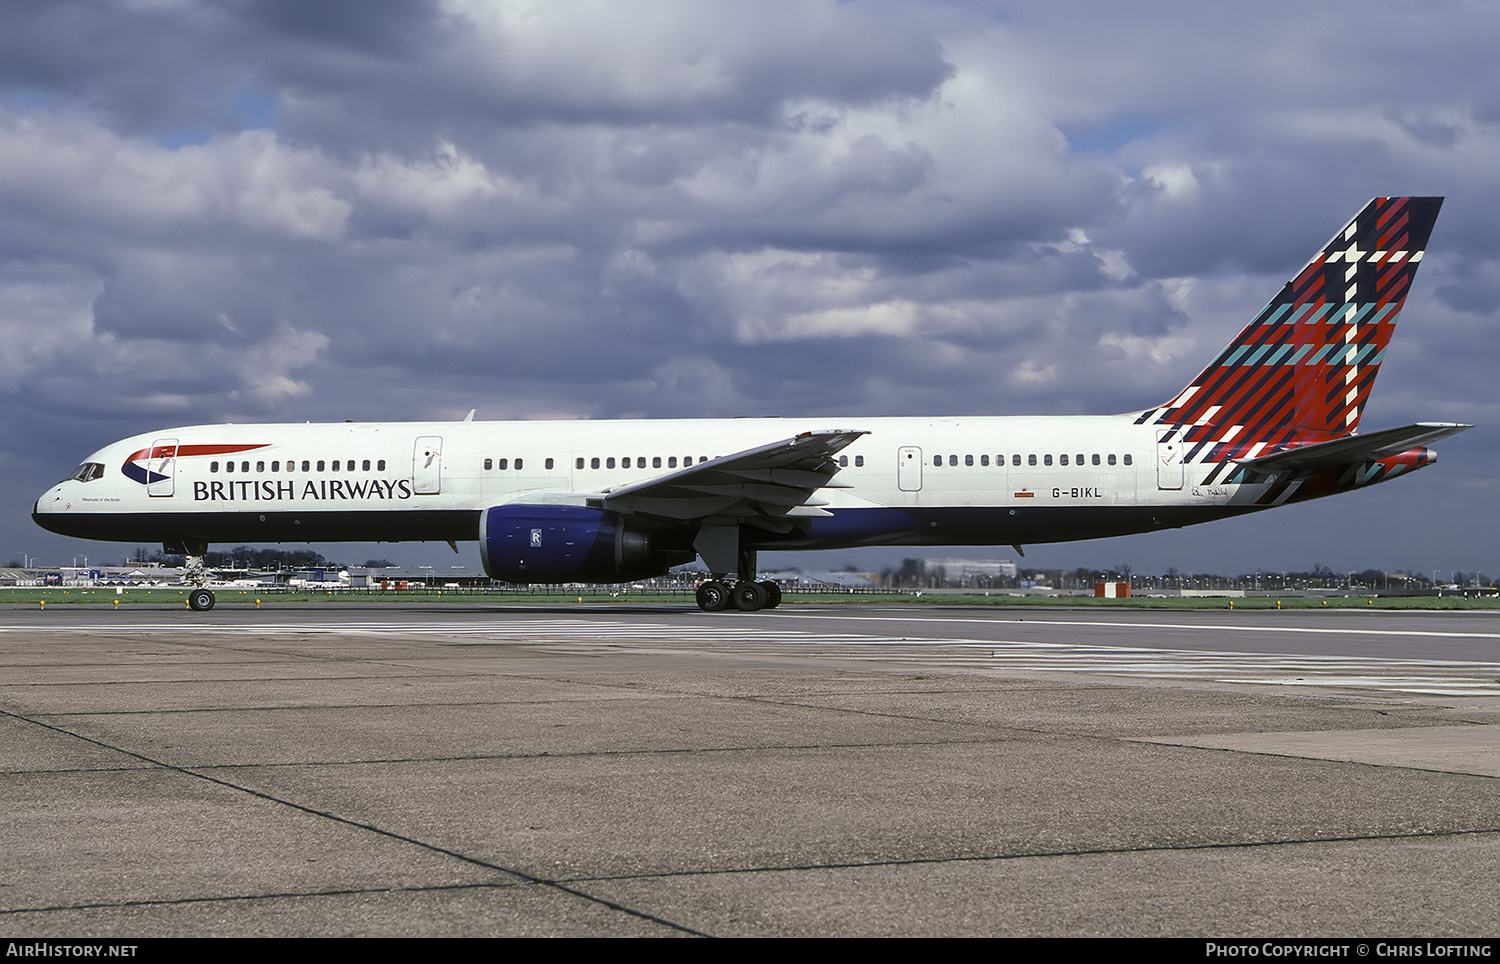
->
[1137,196,1443,436]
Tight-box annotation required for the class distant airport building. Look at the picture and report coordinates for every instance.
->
[927,559,1020,581]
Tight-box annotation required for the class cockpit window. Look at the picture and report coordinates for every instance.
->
[69,462,105,483]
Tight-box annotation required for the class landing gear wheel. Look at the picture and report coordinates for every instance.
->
[759,581,782,609]
[696,581,731,612]
[188,589,216,612]
[731,580,768,612]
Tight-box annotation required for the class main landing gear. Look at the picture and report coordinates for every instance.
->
[189,588,216,611]
[696,579,782,612]
[692,524,783,612]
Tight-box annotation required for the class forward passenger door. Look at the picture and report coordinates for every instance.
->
[413,436,443,495]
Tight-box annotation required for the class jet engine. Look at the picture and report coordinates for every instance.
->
[479,504,690,584]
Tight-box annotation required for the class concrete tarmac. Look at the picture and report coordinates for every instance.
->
[1,603,1497,937]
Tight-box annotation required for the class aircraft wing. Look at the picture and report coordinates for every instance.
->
[1236,422,1471,473]
[600,429,867,530]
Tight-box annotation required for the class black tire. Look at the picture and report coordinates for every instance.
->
[731,580,767,612]
[759,581,782,609]
[696,581,731,612]
[189,589,216,612]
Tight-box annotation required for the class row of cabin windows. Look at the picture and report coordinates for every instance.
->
[211,459,386,473]
[578,456,710,470]
[484,458,555,470]
[932,453,1133,468]
[484,455,868,471]
[481,456,716,471]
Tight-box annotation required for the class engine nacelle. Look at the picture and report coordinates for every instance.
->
[479,504,686,584]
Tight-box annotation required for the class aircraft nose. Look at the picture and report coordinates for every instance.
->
[32,488,65,535]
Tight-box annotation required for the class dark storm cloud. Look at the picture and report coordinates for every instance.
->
[3,0,1497,575]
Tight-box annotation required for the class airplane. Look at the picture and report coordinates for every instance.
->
[34,196,1468,612]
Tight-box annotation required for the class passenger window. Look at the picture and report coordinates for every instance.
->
[1012,454,1021,466]
[484,459,492,470]
[699,456,707,463]
[271,461,280,472]
[1044,454,1052,466]
[591,457,600,469]
[241,461,250,472]
[225,461,235,474]
[1123,454,1133,465]
[1028,455,1036,466]
[363,459,371,471]
[1060,454,1069,466]
[347,460,355,471]
[1107,454,1116,466]
[377,460,385,471]
[637,456,644,467]
[652,456,661,468]
[964,454,972,466]
[948,455,956,466]
[980,455,989,466]
[854,455,864,467]
[669,457,678,468]
[515,458,523,470]
[576,457,585,469]
[497,458,508,470]
[545,458,554,470]
[1092,454,1100,466]
[839,455,848,467]
[607,457,616,468]
[316,460,325,471]
[210,461,219,473]
[933,455,942,467]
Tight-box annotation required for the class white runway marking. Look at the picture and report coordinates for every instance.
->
[766,611,1500,641]
[9,618,1500,697]
[484,621,1500,697]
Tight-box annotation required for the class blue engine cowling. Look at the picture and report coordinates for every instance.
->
[480,505,684,584]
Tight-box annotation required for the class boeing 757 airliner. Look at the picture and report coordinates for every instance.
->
[34,197,1467,611]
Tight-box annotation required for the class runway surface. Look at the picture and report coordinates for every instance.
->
[2,603,1498,936]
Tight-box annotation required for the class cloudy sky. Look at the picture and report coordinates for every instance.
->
[5,0,1498,578]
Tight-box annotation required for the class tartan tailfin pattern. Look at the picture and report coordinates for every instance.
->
[1135,197,1443,437]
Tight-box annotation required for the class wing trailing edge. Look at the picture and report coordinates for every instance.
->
[601,429,867,524]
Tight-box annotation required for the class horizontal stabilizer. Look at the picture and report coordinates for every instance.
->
[1236,422,1470,472]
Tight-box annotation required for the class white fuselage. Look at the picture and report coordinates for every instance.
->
[33,414,1264,555]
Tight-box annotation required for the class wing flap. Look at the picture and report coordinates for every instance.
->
[602,429,866,521]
